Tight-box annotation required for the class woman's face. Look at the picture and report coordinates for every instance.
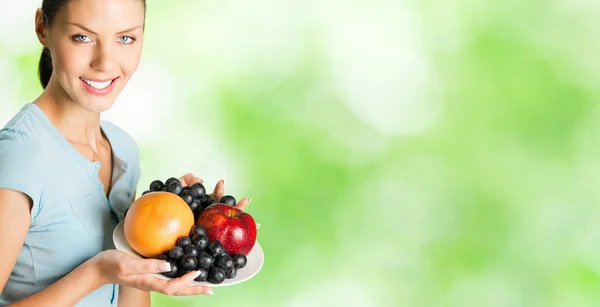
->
[42,0,145,113]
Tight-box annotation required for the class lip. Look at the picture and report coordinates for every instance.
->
[81,77,116,82]
[80,77,119,96]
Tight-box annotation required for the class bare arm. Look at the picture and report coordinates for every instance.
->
[0,188,104,307]
[118,286,150,307]
[6,259,104,307]
[0,189,30,294]
[2,187,212,306]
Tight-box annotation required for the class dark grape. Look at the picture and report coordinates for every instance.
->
[217,246,230,258]
[191,234,209,250]
[231,254,247,269]
[165,177,179,187]
[196,252,214,270]
[203,197,218,208]
[167,181,183,195]
[216,252,229,259]
[194,268,209,282]
[180,254,198,271]
[206,240,223,249]
[190,183,206,197]
[200,194,211,203]
[182,186,191,193]
[184,245,200,257]
[219,195,236,206]
[168,246,184,261]
[180,190,194,205]
[215,255,234,271]
[162,260,178,278]
[207,267,226,284]
[142,190,151,195]
[189,201,201,213]
[190,225,207,237]
[177,236,192,248]
[158,254,169,262]
[149,180,165,191]
[225,267,237,279]
[206,240,225,257]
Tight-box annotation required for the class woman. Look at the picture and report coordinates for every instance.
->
[0,0,251,305]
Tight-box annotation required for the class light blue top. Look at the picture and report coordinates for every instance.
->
[0,103,141,306]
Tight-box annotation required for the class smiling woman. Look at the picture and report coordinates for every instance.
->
[37,0,145,113]
[0,0,223,306]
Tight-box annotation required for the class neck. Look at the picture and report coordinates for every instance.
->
[33,76,104,151]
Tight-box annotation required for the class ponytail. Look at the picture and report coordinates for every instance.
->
[38,47,53,89]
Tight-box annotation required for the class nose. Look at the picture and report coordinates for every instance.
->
[90,43,116,73]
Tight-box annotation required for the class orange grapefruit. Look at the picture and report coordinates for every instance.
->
[124,191,194,258]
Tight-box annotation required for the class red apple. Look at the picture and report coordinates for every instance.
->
[195,204,257,256]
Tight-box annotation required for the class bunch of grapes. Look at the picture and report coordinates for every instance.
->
[140,177,238,220]
[126,177,245,283]
[159,224,247,284]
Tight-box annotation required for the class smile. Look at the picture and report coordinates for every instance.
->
[80,77,115,89]
[79,77,119,95]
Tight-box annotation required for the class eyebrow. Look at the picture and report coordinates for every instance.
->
[67,23,143,35]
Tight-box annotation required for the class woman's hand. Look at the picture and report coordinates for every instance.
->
[177,173,204,187]
[92,250,213,296]
[177,173,251,210]
[177,173,258,227]
[207,179,252,210]
[207,179,259,228]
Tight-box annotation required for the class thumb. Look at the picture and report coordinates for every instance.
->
[209,180,225,201]
[127,258,172,275]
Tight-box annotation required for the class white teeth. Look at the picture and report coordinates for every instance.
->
[82,78,113,89]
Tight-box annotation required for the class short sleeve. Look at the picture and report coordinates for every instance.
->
[0,128,43,222]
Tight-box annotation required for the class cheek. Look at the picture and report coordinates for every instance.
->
[120,46,143,76]
[52,44,88,77]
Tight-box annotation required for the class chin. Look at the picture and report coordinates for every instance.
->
[72,76,128,113]
[83,99,117,113]
[77,86,125,113]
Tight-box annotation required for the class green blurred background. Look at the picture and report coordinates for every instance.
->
[2,0,600,306]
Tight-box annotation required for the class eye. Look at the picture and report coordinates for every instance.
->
[73,35,91,43]
[118,36,135,44]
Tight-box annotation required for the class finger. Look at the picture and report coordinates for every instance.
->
[174,285,214,296]
[122,258,172,275]
[183,173,203,187]
[209,180,225,200]
[177,173,193,187]
[131,274,167,292]
[143,274,213,296]
[164,271,211,296]
[235,197,251,211]
[187,175,204,186]
[178,173,204,187]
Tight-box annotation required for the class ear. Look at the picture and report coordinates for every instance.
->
[35,8,48,47]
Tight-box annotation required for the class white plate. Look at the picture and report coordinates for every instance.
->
[112,221,264,287]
